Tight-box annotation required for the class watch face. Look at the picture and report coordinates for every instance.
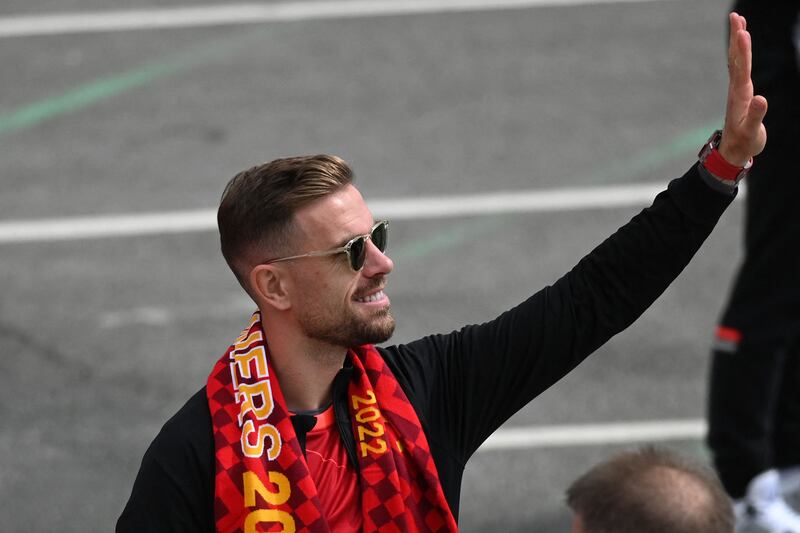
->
[698,143,714,161]
[709,130,723,149]
[698,130,723,161]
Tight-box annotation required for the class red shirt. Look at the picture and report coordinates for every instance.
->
[304,406,361,531]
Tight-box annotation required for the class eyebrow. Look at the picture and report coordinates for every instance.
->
[334,221,376,248]
[333,236,355,248]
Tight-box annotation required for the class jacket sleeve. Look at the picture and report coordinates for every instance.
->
[116,389,215,533]
[382,164,736,463]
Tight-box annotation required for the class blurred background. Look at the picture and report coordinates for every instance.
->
[1,0,742,531]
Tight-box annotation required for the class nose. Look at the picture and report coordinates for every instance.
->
[361,239,393,277]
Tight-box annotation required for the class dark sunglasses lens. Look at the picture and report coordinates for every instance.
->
[349,236,367,270]
[372,222,388,252]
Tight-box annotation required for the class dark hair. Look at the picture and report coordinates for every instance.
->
[217,154,354,287]
[566,447,733,533]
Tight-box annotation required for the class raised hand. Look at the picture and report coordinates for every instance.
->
[719,12,768,167]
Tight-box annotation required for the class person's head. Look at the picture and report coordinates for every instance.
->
[218,155,395,347]
[566,447,733,533]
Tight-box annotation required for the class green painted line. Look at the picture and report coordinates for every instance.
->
[0,16,726,264]
[0,63,176,134]
[631,123,722,169]
[391,121,726,261]
[0,29,268,136]
[390,218,504,261]
[591,121,722,183]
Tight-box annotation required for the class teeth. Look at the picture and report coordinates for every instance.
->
[357,290,384,303]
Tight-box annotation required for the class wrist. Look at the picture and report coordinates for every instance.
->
[698,130,752,184]
[717,141,750,168]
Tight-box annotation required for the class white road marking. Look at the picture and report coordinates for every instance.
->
[0,209,215,244]
[73,295,716,449]
[479,419,706,451]
[99,306,174,329]
[0,0,683,38]
[0,181,676,244]
[98,298,255,328]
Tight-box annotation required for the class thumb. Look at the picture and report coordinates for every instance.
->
[742,95,768,131]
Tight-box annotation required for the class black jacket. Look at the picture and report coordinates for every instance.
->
[118,165,735,532]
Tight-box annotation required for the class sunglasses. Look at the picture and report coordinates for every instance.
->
[264,220,389,272]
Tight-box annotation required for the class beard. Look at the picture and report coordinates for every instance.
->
[299,305,396,348]
[295,277,396,348]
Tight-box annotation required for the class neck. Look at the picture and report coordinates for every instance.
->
[260,310,348,412]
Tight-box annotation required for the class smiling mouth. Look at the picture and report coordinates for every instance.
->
[354,290,386,303]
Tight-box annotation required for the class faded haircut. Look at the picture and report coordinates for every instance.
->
[566,446,733,533]
[217,154,354,289]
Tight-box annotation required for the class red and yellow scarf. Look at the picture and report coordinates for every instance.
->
[207,311,458,532]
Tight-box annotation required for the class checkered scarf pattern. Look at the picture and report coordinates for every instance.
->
[207,311,458,532]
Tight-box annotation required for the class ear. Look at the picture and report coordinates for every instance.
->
[249,264,292,311]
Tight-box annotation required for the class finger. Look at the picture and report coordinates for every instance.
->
[726,30,753,124]
[743,95,768,131]
[738,29,752,86]
[728,12,744,45]
[729,29,753,97]
[728,13,738,63]
[727,13,748,68]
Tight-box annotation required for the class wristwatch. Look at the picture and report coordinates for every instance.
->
[698,129,752,184]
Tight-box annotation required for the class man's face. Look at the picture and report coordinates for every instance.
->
[284,184,395,348]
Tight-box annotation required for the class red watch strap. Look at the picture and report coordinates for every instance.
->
[703,148,752,182]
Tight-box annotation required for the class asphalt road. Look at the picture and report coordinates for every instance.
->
[0,1,744,531]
